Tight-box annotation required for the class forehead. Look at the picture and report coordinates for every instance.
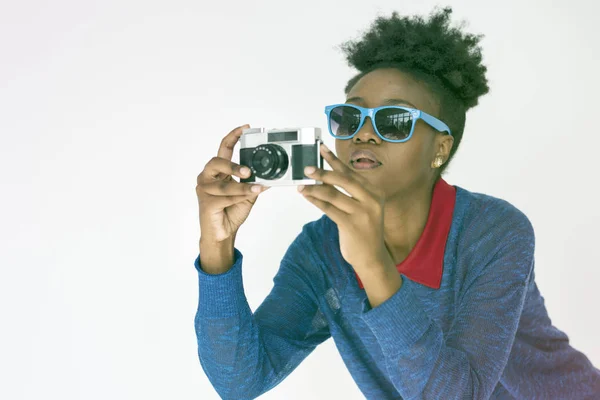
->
[347,68,438,114]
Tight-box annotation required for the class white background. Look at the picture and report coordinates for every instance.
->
[1,0,599,399]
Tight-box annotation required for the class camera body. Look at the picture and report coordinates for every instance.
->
[239,127,324,186]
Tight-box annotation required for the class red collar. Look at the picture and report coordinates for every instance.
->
[355,178,456,290]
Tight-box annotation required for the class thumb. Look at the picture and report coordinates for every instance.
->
[248,186,270,204]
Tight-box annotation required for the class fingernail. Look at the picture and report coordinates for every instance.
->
[240,167,251,176]
[321,143,330,152]
[297,185,305,192]
[251,185,262,193]
[304,166,316,175]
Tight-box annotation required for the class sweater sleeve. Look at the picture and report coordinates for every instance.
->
[359,202,535,400]
[194,224,331,400]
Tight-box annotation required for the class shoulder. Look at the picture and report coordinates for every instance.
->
[283,214,334,267]
[455,185,535,246]
[295,212,344,246]
[291,214,344,263]
[280,214,343,291]
[452,186,536,279]
[294,214,332,245]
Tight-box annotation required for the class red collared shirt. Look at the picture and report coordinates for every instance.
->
[355,177,456,290]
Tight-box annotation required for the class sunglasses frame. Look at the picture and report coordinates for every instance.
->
[324,103,452,143]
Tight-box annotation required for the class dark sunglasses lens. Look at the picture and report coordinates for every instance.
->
[375,108,413,141]
[329,106,361,137]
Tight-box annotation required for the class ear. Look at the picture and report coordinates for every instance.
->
[437,134,454,160]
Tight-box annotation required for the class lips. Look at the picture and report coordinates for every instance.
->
[350,149,381,165]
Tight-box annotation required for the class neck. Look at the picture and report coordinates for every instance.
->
[383,179,436,265]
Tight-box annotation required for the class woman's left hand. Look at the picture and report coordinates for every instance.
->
[298,143,392,272]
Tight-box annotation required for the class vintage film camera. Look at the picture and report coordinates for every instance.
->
[239,127,324,186]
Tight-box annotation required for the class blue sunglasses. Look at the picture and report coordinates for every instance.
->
[324,103,452,143]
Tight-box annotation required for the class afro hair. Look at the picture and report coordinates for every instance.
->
[336,6,490,177]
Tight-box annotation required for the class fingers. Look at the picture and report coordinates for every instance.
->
[304,168,371,203]
[200,179,269,196]
[319,143,354,175]
[309,143,374,202]
[217,124,250,161]
[203,192,261,211]
[299,194,348,226]
[299,183,357,214]
[199,156,252,182]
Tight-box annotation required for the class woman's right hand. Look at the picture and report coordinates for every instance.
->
[196,124,270,244]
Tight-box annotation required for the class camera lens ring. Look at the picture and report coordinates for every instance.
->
[250,144,288,180]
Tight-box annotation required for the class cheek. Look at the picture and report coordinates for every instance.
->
[334,142,350,165]
[389,144,423,169]
[383,143,432,179]
[408,133,435,166]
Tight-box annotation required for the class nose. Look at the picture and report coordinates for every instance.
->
[353,116,381,144]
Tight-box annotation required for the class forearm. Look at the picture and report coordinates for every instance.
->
[197,309,265,399]
[194,242,329,399]
[357,257,403,309]
[198,236,235,274]
[356,263,531,399]
[195,247,266,399]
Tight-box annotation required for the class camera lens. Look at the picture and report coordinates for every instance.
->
[251,144,288,180]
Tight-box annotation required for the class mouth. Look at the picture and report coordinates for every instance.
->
[351,159,382,170]
[349,149,382,170]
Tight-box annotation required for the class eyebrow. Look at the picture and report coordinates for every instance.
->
[345,96,417,108]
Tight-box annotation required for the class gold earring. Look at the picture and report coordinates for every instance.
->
[432,156,444,168]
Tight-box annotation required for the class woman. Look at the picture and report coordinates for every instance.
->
[194,7,600,399]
